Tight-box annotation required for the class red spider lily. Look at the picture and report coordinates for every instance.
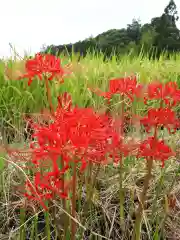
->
[18,53,69,86]
[30,94,120,167]
[90,76,143,102]
[140,108,180,133]
[23,93,122,209]
[56,96,121,164]
[138,137,175,167]
[144,81,180,106]
[109,76,143,100]
[55,93,116,148]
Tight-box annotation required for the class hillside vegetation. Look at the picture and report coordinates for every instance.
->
[43,0,180,59]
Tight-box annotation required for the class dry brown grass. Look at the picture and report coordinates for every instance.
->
[0,129,179,239]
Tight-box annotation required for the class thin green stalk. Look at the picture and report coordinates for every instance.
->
[119,159,125,230]
[92,163,101,190]
[30,215,39,240]
[45,76,54,115]
[44,211,51,240]
[134,126,157,240]
[151,168,165,226]
[119,94,125,230]
[81,163,100,239]
[157,194,169,238]
[51,200,60,240]
[86,161,93,212]
[60,155,68,240]
[134,159,153,240]
[87,163,101,209]
[77,175,84,239]
[71,161,77,240]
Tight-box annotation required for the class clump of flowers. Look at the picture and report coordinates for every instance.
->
[140,108,179,134]
[18,53,71,115]
[134,80,179,239]
[25,92,121,207]
[8,53,180,240]
[90,75,143,103]
[144,81,180,107]
[18,53,67,86]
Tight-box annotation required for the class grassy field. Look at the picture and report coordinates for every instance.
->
[0,52,179,240]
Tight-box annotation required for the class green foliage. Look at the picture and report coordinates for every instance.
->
[0,49,180,145]
[0,156,4,171]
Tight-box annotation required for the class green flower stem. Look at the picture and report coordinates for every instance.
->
[71,161,77,240]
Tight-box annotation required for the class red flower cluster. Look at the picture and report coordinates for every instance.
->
[144,81,180,106]
[109,76,143,101]
[18,53,67,86]
[141,108,180,133]
[138,137,174,167]
[14,53,179,210]
[139,80,179,167]
[91,76,143,102]
[24,93,122,208]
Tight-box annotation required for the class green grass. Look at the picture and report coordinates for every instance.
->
[1,52,180,129]
[0,51,179,239]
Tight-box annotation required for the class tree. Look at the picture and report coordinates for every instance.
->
[127,19,142,44]
[164,0,179,22]
[141,26,157,52]
[151,0,180,54]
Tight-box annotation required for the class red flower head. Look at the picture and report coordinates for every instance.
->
[138,137,174,167]
[18,53,69,86]
[54,92,119,156]
[140,108,180,133]
[90,76,143,103]
[109,76,143,101]
[144,81,179,107]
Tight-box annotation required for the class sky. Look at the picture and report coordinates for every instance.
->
[1,0,180,58]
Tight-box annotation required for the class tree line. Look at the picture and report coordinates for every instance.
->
[43,0,180,59]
